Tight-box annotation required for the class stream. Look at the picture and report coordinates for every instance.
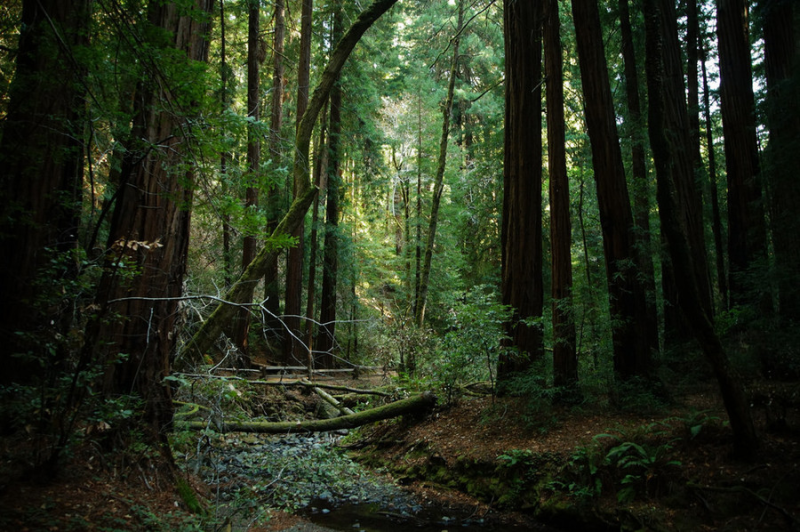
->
[178,431,560,531]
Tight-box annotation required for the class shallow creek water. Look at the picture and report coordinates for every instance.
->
[180,432,560,531]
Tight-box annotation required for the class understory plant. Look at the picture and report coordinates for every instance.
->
[429,287,513,404]
[557,422,683,504]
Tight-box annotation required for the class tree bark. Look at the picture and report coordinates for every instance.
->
[231,0,261,364]
[617,0,660,354]
[499,0,544,376]
[219,0,234,289]
[700,42,728,311]
[571,0,650,380]
[761,0,800,324]
[305,103,328,366]
[181,0,401,364]
[180,391,437,434]
[94,0,214,446]
[717,0,768,310]
[0,0,90,382]
[416,0,463,328]
[284,0,314,364]
[544,0,577,387]
[644,0,759,459]
[263,0,286,339]
[318,8,344,362]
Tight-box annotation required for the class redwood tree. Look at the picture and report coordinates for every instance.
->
[317,7,344,363]
[644,0,759,458]
[499,0,544,377]
[761,0,800,323]
[717,0,768,309]
[0,0,91,382]
[95,0,214,443]
[264,0,286,336]
[571,0,650,380]
[230,0,262,364]
[617,0,660,352]
[544,0,577,387]
[284,0,314,363]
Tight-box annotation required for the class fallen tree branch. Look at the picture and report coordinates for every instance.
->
[177,392,437,434]
[297,380,392,397]
[309,382,355,416]
[173,373,392,396]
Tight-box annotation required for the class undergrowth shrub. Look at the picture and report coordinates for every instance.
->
[427,288,513,404]
[556,421,684,504]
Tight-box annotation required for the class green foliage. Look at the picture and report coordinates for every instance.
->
[599,436,681,503]
[673,409,722,440]
[497,361,572,433]
[176,476,206,515]
[611,376,671,415]
[548,445,605,503]
[558,422,683,505]
[424,288,513,404]
[0,247,143,472]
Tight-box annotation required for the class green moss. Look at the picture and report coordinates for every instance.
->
[176,477,205,515]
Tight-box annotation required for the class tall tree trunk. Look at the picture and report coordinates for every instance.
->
[231,0,261,365]
[571,0,650,380]
[182,0,400,363]
[264,0,286,341]
[761,0,800,324]
[284,0,314,364]
[617,0,660,353]
[717,0,769,310]
[305,103,328,367]
[700,42,728,311]
[415,0,463,328]
[544,0,577,387]
[644,0,759,459]
[413,92,424,321]
[499,0,544,376]
[96,0,213,448]
[219,0,234,288]
[0,0,90,383]
[318,8,344,362]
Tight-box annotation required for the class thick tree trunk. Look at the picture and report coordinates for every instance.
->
[231,0,262,364]
[617,0,660,354]
[263,0,286,340]
[717,0,769,310]
[571,0,650,380]
[181,392,437,434]
[416,0,462,328]
[761,0,800,324]
[544,0,577,387]
[646,0,713,326]
[181,0,401,363]
[644,0,759,460]
[96,0,214,445]
[0,0,90,383]
[318,9,344,363]
[499,0,544,376]
[284,0,314,364]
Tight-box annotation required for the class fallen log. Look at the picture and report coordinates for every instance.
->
[305,380,356,416]
[178,391,437,434]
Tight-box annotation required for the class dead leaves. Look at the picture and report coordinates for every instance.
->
[112,237,163,253]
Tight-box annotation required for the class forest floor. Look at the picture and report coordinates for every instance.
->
[1,372,799,531]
